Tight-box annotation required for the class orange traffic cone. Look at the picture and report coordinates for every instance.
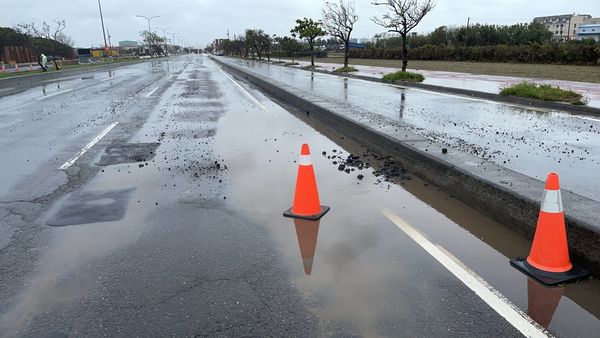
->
[283,144,330,220]
[511,173,588,285]
[293,218,321,275]
[28,63,33,71]
[527,278,564,328]
[15,63,20,72]
[0,63,5,72]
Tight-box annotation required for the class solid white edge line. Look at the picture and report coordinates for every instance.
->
[36,88,74,100]
[215,65,268,111]
[59,122,119,170]
[380,209,550,338]
[574,115,600,122]
[145,86,160,97]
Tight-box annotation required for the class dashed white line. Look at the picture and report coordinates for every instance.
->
[216,66,268,111]
[36,88,74,100]
[168,75,174,80]
[380,209,550,338]
[101,76,119,82]
[145,86,160,97]
[59,122,119,170]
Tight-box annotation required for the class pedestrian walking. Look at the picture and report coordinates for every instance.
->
[40,53,48,72]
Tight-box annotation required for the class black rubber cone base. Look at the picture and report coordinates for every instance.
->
[283,206,330,221]
[510,258,588,286]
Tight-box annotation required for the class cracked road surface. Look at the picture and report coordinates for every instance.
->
[0,55,599,337]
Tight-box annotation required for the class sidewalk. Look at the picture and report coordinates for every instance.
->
[290,60,600,108]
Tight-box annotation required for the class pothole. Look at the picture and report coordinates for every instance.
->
[97,143,160,166]
[47,189,135,226]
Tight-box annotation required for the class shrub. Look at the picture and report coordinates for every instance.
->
[333,66,358,73]
[382,71,425,83]
[349,44,600,65]
[500,81,587,105]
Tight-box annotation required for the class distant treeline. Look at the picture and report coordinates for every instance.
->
[368,23,556,48]
[354,23,600,65]
[350,43,600,65]
[0,27,72,57]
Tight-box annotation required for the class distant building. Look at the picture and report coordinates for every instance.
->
[349,37,371,44]
[212,38,229,55]
[577,23,600,41]
[533,13,591,41]
[583,17,600,25]
[119,40,139,48]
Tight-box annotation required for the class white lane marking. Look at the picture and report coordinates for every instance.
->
[59,122,119,170]
[380,209,549,338]
[574,115,600,122]
[168,75,174,80]
[145,86,159,97]
[101,76,119,82]
[36,88,73,100]
[216,65,268,111]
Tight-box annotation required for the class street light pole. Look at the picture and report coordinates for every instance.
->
[136,14,160,32]
[97,0,108,50]
[156,26,171,56]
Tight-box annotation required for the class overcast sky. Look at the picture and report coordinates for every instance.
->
[1,0,597,48]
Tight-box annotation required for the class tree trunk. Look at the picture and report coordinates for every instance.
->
[344,40,349,68]
[310,43,315,67]
[401,33,408,72]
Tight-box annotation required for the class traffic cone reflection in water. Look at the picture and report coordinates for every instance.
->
[527,278,564,329]
[293,218,321,275]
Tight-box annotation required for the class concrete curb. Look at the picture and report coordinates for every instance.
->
[211,56,600,277]
[284,63,600,117]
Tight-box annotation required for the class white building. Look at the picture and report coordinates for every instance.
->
[578,23,600,42]
[533,13,591,41]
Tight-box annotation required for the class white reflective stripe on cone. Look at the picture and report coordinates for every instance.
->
[541,189,563,213]
[299,154,312,166]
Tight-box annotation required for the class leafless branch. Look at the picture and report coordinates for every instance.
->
[371,0,435,35]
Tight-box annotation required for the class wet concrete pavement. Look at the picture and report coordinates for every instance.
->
[222,58,600,203]
[290,59,600,108]
[0,55,599,337]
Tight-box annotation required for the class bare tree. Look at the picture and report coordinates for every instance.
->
[322,0,359,68]
[372,0,435,72]
[16,19,74,69]
[245,29,271,60]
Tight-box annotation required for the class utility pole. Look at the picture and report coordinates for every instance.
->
[465,17,470,47]
[107,27,113,59]
[97,0,108,50]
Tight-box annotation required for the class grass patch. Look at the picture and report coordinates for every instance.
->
[500,81,587,105]
[271,61,285,64]
[382,71,425,83]
[298,57,600,84]
[333,66,358,73]
[301,65,320,70]
[284,62,299,66]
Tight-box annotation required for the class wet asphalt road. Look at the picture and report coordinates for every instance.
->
[0,55,599,337]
